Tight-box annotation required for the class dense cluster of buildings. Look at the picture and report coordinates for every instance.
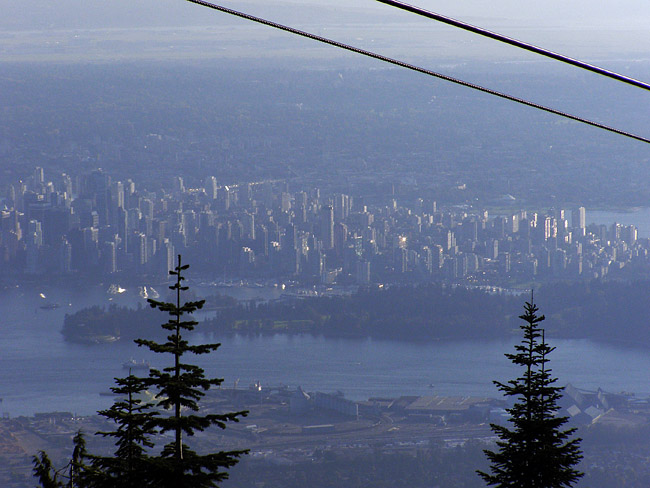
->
[1,167,648,285]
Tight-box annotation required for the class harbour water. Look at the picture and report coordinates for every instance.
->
[2,281,650,417]
[588,207,650,237]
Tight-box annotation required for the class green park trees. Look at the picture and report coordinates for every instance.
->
[478,298,583,487]
[33,255,247,487]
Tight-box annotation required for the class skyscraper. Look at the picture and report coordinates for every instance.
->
[204,176,218,201]
[572,207,586,236]
[320,205,334,250]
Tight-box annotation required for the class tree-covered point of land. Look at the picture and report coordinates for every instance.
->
[63,279,650,345]
[61,303,160,343]
[213,278,650,344]
[212,283,522,339]
[478,298,583,487]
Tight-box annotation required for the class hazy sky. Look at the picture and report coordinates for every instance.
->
[3,0,650,30]
[1,0,648,63]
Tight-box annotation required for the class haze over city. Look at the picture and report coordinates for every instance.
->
[1,1,649,487]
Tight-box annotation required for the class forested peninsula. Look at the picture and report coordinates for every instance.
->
[62,280,650,346]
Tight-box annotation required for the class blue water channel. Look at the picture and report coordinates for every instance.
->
[1,280,649,417]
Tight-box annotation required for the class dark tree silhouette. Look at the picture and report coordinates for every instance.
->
[86,373,158,487]
[33,451,62,488]
[34,255,247,488]
[33,431,90,488]
[136,254,248,487]
[478,298,583,487]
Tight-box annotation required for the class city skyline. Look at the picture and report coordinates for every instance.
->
[4,165,648,290]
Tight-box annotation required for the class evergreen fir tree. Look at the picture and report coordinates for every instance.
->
[33,431,91,488]
[136,254,248,488]
[34,256,247,487]
[478,298,583,487]
[69,431,91,488]
[86,372,158,487]
[33,451,63,488]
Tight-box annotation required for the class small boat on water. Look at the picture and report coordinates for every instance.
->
[107,284,126,295]
[77,334,120,344]
[139,286,160,300]
[122,359,150,371]
[39,303,61,310]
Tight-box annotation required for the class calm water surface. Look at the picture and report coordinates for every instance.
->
[589,207,650,237]
[2,282,650,417]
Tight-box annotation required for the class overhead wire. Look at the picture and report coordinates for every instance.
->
[185,0,650,145]
[377,0,650,92]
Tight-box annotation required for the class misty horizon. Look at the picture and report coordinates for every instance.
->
[2,0,649,65]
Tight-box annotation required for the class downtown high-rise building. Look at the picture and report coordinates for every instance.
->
[320,205,334,250]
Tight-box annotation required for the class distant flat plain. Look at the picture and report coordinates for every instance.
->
[1,21,649,64]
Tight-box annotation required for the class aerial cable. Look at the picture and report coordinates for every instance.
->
[185,0,650,145]
[377,0,650,92]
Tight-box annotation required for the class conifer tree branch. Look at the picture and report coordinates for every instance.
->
[478,300,583,487]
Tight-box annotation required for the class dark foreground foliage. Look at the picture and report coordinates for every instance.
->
[478,299,583,487]
[36,256,247,487]
[135,255,248,487]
